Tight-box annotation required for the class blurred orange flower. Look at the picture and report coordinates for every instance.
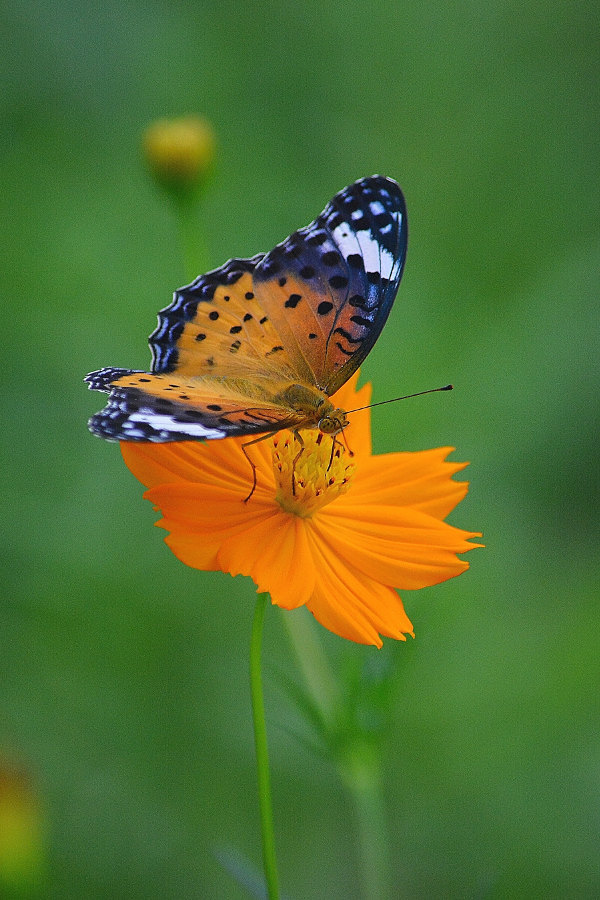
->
[121,373,482,647]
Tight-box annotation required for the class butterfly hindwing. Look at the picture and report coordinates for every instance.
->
[86,370,304,442]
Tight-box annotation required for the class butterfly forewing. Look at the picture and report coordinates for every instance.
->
[252,175,407,395]
[149,256,309,383]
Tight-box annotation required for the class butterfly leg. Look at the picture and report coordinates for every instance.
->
[327,436,338,472]
[315,431,336,472]
[336,427,354,463]
[319,431,353,474]
[291,430,306,496]
[241,432,275,502]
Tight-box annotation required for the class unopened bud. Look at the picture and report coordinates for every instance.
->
[0,762,46,893]
[143,116,216,198]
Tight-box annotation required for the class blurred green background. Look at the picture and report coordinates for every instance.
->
[2,0,598,896]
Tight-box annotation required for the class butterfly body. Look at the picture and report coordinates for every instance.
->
[86,176,407,443]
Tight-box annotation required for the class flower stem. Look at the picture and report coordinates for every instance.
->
[250,593,280,900]
[174,194,210,281]
[280,609,339,725]
[342,748,392,900]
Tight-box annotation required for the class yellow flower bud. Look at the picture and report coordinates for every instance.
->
[142,116,216,197]
[0,762,46,893]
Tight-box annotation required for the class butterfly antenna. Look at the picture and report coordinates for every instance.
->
[345,384,453,416]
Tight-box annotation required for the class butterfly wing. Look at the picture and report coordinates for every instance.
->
[252,175,407,396]
[86,367,304,442]
[149,175,406,393]
[86,176,406,442]
[148,255,314,383]
[87,252,317,441]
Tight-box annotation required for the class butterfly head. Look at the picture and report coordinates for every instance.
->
[317,408,348,436]
[268,383,350,439]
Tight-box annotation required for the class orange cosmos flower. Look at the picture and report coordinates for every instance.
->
[120,373,482,647]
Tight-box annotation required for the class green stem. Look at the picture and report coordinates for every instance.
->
[342,748,392,900]
[283,611,392,898]
[174,194,210,280]
[280,609,339,725]
[250,593,280,900]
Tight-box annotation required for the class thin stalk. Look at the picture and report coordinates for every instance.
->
[174,194,210,280]
[280,609,339,725]
[250,593,280,900]
[342,748,392,900]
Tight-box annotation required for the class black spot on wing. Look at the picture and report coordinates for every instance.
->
[250,176,407,391]
[320,176,408,387]
[149,254,265,374]
[332,326,362,344]
[321,251,340,266]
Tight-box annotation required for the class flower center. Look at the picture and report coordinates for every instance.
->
[272,430,355,518]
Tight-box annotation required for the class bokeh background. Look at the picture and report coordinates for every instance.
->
[2,0,598,896]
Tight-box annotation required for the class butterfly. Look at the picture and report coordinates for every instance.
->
[86,175,407,453]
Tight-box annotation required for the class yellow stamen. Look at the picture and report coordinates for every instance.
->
[272,431,355,518]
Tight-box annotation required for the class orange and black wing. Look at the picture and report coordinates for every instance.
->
[86,176,407,442]
[250,174,407,395]
[149,175,407,393]
[85,367,303,442]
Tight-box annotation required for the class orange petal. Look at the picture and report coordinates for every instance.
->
[304,524,414,646]
[331,372,372,460]
[121,441,205,488]
[146,482,275,569]
[121,434,275,495]
[319,502,482,589]
[219,514,316,609]
[354,447,472,519]
[149,479,316,609]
